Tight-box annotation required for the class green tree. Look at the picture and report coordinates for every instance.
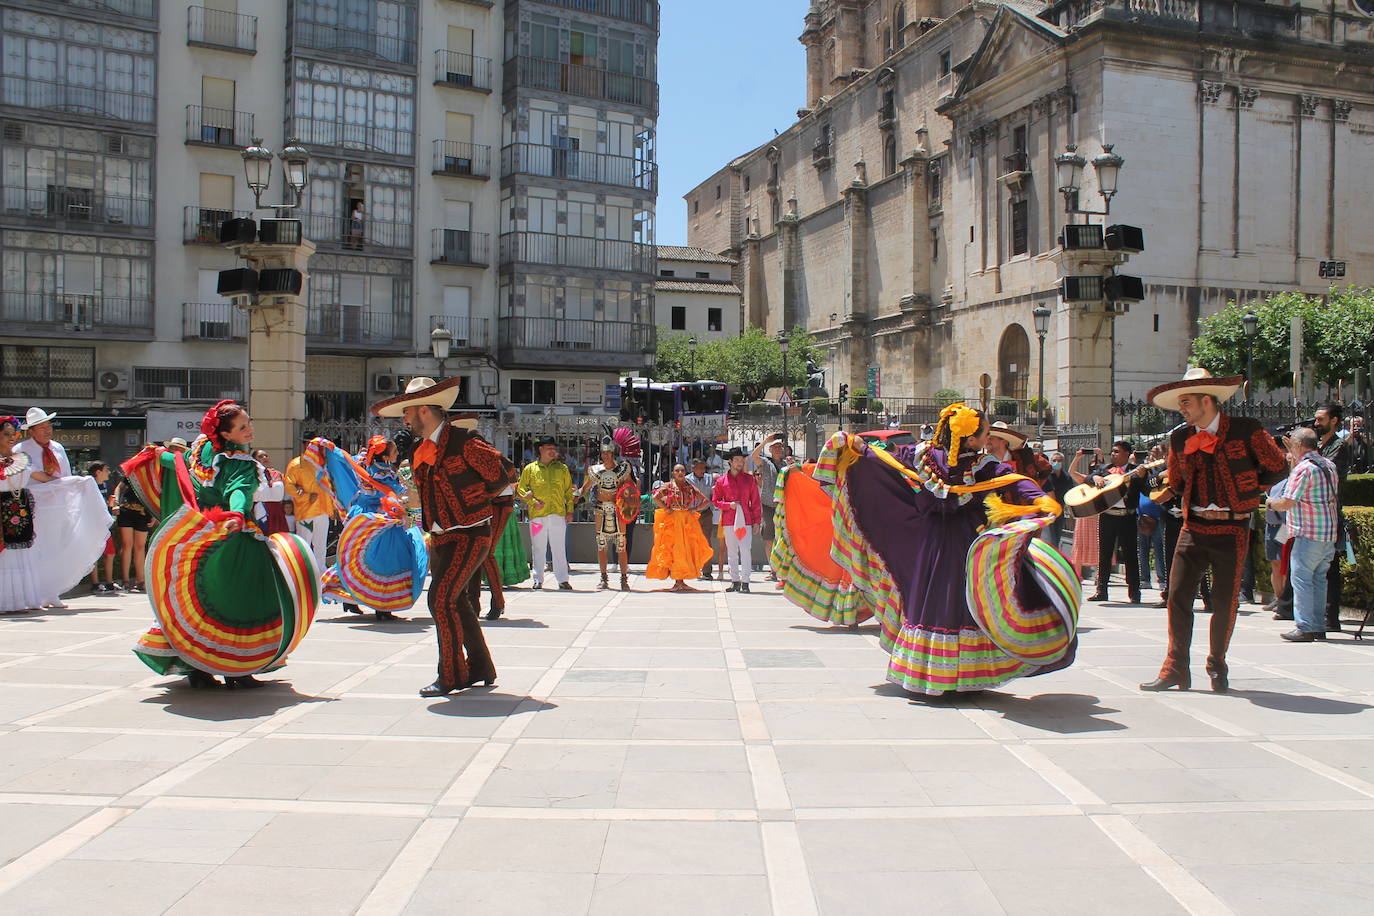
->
[652,328,818,402]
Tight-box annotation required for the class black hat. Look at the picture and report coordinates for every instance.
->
[535,436,557,449]
[725,447,746,459]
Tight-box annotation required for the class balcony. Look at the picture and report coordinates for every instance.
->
[434,50,493,92]
[188,6,257,54]
[999,151,1030,192]
[293,117,413,158]
[429,314,489,351]
[431,229,491,267]
[293,21,417,67]
[186,105,255,148]
[501,143,656,193]
[0,76,154,124]
[183,301,248,341]
[2,185,152,229]
[506,57,657,112]
[500,232,654,275]
[53,0,157,21]
[498,316,654,370]
[1,291,153,339]
[812,139,832,169]
[306,306,410,351]
[432,140,492,180]
[525,0,657,28]
[304,212,414,253]
[183,206,252,244]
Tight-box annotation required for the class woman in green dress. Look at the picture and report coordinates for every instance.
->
[122,400,320,689]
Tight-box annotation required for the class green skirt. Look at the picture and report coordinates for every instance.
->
[494,511,530,586]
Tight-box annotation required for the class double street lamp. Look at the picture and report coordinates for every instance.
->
[241,138,310,212]
[1033,304,1052,439]
[1055,143,1123,216]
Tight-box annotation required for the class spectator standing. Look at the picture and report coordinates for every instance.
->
[685,457,720,580]
[1044,452,1074,551]
[1313,405,1351,631]
[284,438,338,571]
[113,469,155,593]
[517,437,574,591]
[1136,487,1165,594]
[87,462,118,594]
[1267,428,1340,641]
[749,434,786,580]
[1089,440,1148,604]
[251,449,290,535]
[1067,448,1099,582]
[713,447,762,593]
[1265,471,1292,617]
[1347,415,1369,474]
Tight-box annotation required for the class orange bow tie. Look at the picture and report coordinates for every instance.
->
[1184,430,1218,455]
[412,439,437,470]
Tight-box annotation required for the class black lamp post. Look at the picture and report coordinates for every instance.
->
[1055,143,1123,217]
[688,335,697,380]
[1033,304,1051,439]
[241,137,310,214]
[1242,312,1259,402]
[776,329,790,449]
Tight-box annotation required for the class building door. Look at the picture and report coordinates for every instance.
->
[198,172,234,241]
[446,26,474,84]
[997,323,1030,401]
[203,0,238,46]
[444,112,475,174]
[200,77,236,144]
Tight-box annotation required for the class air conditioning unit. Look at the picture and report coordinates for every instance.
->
[96,369,129,392]
[373,372,400,393]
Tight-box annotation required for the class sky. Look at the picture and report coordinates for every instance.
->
[655,0,808,245]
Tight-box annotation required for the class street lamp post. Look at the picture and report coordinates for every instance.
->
[776,330,791,451]
[1033,304,1051,439]
[1242,312,1259,403]
[688,335,697,380]
[431,323,453,377]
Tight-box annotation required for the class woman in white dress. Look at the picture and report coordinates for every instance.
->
[0,415,45,614]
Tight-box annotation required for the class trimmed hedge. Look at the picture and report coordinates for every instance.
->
[1342,474,1374,507]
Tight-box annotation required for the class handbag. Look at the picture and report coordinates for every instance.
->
[1274,521,1293,545]
[1137,515,1159,537]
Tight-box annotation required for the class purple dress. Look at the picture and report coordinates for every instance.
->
[843,443,1070,693]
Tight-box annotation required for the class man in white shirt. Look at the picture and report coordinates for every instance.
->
[15,407,71,481]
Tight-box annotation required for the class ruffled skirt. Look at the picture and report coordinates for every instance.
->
[321,510,428,612]
[27,476,113,602]
[646,509,714,581]
[0,542,42,612]
[494,510,530,586]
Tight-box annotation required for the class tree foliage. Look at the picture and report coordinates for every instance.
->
[1191,288,1374,392]
[652,328,819,402]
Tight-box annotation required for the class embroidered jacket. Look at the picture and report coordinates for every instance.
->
[1166,414,1287,522]
[414,424,516,530]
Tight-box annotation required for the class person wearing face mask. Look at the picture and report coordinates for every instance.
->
[1045,452,1073,552]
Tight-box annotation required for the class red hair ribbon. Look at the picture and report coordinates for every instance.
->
[363,434,388,465]
[200,399,242,449]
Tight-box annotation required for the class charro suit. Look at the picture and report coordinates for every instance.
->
[414,423,516,688]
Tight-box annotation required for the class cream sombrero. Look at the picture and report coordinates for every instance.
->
[988,421,1029,448]
[370,376,464,418]
[1147,367,1244,413]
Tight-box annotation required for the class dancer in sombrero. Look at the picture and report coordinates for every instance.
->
[314,434,429,623]
[816,403,1080,695]
[121,400,320,689]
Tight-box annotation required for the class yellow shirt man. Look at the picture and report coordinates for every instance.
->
[517,457,574,520]
[284,453,338,521]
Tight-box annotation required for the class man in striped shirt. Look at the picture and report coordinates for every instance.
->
[1266,428,1340,642]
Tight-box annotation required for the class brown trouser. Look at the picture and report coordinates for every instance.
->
[429,523,494,687]
[1159,518,1250,679]
[466,498,513,612]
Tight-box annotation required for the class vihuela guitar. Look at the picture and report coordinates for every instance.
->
[1064,459,1166,518]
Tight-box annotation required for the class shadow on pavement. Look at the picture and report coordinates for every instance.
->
[1,605,128,621]
[481,618,550,629]
[426,692,557,716]
[1230,690,1373,715]
[790,623,881,636]
[142,682,336,720]
[978,692,1127,734]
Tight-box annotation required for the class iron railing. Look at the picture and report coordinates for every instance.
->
[182,302,248,341]
[292,118,413,157]
[499,231,654,274]
[304,212,414,252]
[293,22,417,66]
[498,317,654,355]
[187,5,257,52]
[506,57,657,111]
[527,0,657,27]
[2,186,152,227]
[185,104,255,147]
[307,306,410,348]
[182,206,253,244]
[1,291,153,336]
[428,314,490,350]
[431,228,491,266]
[0,76,154,123]
[501,143,655,192]
[432,140,491,178]
[53,0,157,20]
[434,49,493,91]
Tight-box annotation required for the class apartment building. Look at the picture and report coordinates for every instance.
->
[654,245,741,342]
[0,0,659,466]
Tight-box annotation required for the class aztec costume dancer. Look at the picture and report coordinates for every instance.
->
[371,378,516,697]
[581,438,640,591]
[1140,369,1288,694]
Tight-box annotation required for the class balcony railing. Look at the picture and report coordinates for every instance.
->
[293,117,413,157]
[183,301,248,341]
[183,206,252,244]
[501,143,656,192]
[1,291,153,337]
[53,0,157,20]
[500,231,654,274]
[527,0,657,27]
[188,5,257,53]
[2,186,152,228]
[294,21,417,66]
[431,229,490,267]
[498,317,654,358]
[1002,151,1029,174]
[304,212,414,253]
[432,140,492,179]
[429,314,489,350]
[186,105,255,147]
[507,57,657,111]
[434,49,493,91]
[0,76,154,123]
[307,306,409,348]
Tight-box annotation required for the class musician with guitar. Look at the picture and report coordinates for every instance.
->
[1085,441,1151,604]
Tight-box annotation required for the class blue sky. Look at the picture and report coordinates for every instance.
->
[656,0,807,245]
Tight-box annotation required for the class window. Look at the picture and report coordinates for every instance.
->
[939,50,952,76]
[1013,125,1027,154]
[693,199,699,214]
[509,378,557,405]
[771,196,780,225]
[1153,314,1160,332]
[1010,199,1029,256]
[671,305,686,330]
[695,271,710,279]
[708,308,722,332]
[715,184,721,200]
[659,269,675,277]
[931,227,939,261]
[743,174,751,192]
[1,344,93,400]
[883,136,897,177]
[133,367,243,400]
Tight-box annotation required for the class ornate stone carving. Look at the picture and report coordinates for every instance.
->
[1199,81,1226,105]
[1237,87,1259,109]
[1334,99,1353,122]
[1300,94,1320,118]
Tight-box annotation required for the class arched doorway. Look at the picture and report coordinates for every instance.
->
[997,324,1030,400]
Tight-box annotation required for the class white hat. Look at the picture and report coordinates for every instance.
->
[370,376,463,418]
[23,407,57,429]
[988,420,1029,448]
[1147,367,1244,413]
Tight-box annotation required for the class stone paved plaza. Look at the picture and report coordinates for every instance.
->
[1,572,1373,916]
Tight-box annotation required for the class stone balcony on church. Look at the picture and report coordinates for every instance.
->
[1041,0,1374,45]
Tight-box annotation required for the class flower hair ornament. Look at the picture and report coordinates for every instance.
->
[363,434,389,466]
[199,399,242,450]
[938,402,982,458]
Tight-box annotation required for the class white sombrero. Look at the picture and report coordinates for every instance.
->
[988,421,1029,448]
[1147,367,1244,413]
[370,377,463,418]
[23,407,57,429]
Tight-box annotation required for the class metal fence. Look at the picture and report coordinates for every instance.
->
[1110,396,1351,441]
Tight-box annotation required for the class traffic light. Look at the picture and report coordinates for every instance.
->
[1061,276,1104,302]
[839,383,849,404]
[217,267,258,297]
[1105,224,1145,254]
[258,268,304,295]
[219,217,257,245]
[1104,274,1145,302]
[257,218,303,246]
[1060,224,1103,250]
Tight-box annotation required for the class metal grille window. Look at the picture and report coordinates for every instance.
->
[1010,199,1029,256]
[133,367,243,401]
[1,345,93,400]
